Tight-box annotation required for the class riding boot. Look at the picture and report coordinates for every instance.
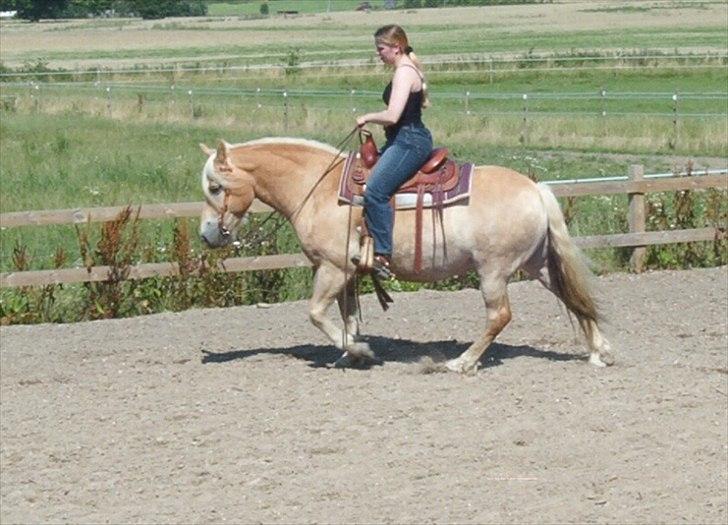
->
[372,254,394,280]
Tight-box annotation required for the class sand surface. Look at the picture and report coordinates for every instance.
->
[1,267,727,524]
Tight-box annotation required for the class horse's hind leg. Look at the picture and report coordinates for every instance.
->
[578,317,614,367]
[310,263,372,363]
[524,259,614,367]
[447,271,512,374]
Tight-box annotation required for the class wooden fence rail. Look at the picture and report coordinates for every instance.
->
[1,166,725,288]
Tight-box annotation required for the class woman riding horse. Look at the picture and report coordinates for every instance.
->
[198,34,614,372]
[356,25,433,279]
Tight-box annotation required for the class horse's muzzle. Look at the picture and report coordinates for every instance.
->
[200,220,232,248]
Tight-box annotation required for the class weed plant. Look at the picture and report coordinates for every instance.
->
[643,166,728,269]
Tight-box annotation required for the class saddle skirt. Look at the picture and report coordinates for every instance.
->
[338,151,474,210]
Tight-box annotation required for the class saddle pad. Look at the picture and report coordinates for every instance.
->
[338,153,474,210]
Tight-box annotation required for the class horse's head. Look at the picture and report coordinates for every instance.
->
[198,141,255,248]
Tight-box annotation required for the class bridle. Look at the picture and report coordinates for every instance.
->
[217,189,233,239]
[212,126,362,245]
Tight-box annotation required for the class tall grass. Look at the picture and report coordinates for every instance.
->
[2,57,726,157]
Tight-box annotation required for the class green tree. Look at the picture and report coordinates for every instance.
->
[126,0,206,19]
[6,0,69,21]
[73,0,112,14]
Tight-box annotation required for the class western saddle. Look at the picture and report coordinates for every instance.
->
[349,130,461,273]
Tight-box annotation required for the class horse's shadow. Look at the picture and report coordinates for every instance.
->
[201,336,585,369]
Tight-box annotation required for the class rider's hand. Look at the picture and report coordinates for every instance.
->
[356,116,367,128]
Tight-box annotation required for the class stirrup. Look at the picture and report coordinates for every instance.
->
[372,255,394,280]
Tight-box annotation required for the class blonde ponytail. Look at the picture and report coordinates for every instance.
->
[407,50,430,108]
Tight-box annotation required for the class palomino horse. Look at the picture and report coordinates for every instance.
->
[198,137,614,372]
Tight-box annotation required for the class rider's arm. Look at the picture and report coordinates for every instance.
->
[357,67,418,127]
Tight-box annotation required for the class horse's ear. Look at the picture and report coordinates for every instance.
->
[199,143,214,156]
[215,140,228,164]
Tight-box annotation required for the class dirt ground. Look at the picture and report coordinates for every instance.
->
[1,267,726,524]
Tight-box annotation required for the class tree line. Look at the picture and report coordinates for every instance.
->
[0,0,207,20]
[0,0,553,22]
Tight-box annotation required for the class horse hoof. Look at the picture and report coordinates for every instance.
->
[446,356,481,374]
[445,358,469,374]
[445,359,461,373]
[334,354,356,368]
[589,353,613,367]
[348,341,375,360]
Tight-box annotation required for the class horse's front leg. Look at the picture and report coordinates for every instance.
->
[337,277,360,340]
[310,263,373,365]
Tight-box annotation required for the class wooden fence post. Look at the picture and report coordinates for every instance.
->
[628,164,646,272]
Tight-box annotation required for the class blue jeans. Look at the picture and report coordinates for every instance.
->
[364,124,433,256]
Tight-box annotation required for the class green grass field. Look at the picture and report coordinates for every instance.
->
[4,24,724,67]
[2,63,724,159]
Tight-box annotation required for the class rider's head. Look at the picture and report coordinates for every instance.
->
[373,25,430,108]
[374,24,409,56]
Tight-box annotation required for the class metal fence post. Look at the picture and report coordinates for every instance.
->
[169,85,176,117]
[670,90,679,150]
[600,87,607,136]
[31,83,40,113]
[283,90,289,131]
[520,93,529,145]
[628,164,646,272]
[465,90,470,115]
[106,86,112,117]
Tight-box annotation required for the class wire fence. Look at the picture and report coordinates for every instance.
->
[2,81,727,120]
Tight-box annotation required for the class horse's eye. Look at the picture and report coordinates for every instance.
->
[209,185,222,195]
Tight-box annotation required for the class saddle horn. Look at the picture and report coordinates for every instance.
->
[358,128,378,169]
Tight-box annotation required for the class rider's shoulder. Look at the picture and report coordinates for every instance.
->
[395,63,421,76]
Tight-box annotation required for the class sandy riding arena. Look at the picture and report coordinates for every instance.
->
[1,267,726,524]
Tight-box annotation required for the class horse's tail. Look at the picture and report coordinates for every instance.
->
[536,182,600,323]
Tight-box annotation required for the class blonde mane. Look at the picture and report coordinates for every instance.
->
[238,137,342,156]
[202,137,343,197]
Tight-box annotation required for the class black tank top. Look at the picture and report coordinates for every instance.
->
[382,65,424,141]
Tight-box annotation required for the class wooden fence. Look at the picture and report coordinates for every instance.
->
[1,165,725,288]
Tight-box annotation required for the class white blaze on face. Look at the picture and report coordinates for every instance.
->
[201,153,222,203]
